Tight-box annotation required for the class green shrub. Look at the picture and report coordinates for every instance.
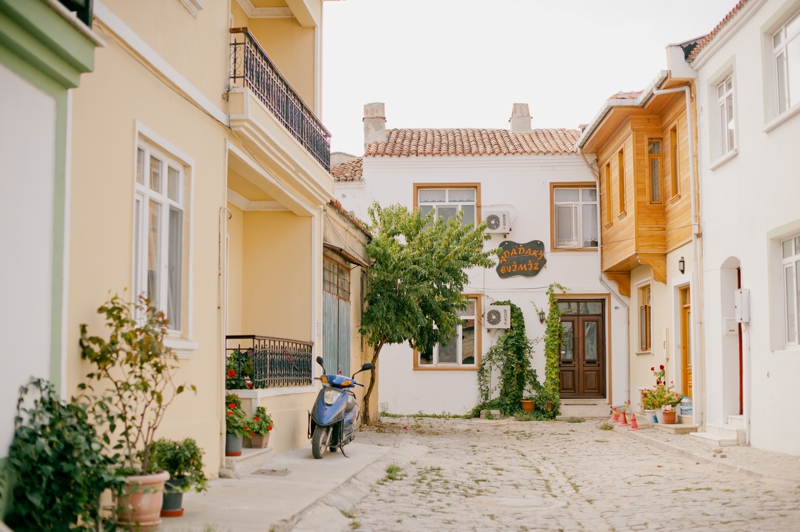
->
[148,438,208,493]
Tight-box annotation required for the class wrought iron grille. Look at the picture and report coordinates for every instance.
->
[226,335,313,389]
[229,28,331,171]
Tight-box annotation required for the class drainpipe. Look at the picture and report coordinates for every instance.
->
[578,148,630,407]
[653,85,703,429]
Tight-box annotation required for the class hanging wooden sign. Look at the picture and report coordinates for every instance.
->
[496,240,546,278]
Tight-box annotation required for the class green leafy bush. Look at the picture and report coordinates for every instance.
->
[148,438,208,493]
[2,378,125,531]
[225,398,249,437]
[250,406,274,435]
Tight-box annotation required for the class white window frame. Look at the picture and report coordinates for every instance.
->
[773,12,800,116]
[132,122,196,356]
[717,76,736,156]
[416,187,477,227]
[781,234,800,346]
[418,296,478,367]
[553,186,598,249]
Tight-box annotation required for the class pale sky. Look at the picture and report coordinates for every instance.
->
[321,0,740,156]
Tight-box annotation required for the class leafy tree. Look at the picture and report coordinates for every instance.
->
[359,203,495,422]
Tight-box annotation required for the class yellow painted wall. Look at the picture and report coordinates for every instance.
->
[227,202,245,336]
[241,212,312,340]
[68,32,228,477]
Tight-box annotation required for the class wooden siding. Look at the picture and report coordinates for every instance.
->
[597,121,635,271]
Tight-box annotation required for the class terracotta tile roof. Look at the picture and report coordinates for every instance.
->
[609,91,643,100]
[365,128,580,157]
[330,157,363,182]
[688,0,748,62]
[328,199,371,238]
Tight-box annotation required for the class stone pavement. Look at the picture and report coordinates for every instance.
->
[319,417,800,531]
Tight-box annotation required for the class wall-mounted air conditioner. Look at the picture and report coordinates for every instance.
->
[484,210,511,234]
[485,305,511,329]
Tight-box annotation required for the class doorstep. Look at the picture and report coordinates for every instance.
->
[653,423,697,435]
[220,446,274,477]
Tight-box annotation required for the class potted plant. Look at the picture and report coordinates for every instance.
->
[246,407,274,448]
[520,398,535,413]
[225,394,248,456]
[226,349,254,390]
[80,294,195,531]
[148,438,208,517]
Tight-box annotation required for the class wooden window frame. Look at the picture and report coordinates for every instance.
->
[669,125,680,200]
[549,182,598,253]
[617,148,626,216]
[413,294,482,371]
[646,138,663,205]
[323,256,351,301]
[604,162,613,226]
[413,183,481,225]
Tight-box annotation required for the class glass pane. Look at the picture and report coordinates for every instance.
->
[557,301,576,313]
[420,346,433,365]
[783,239,793,258]
[726,95,735,151]
[555,189,579,202]
[796,236,800,252]
[556,205,576,247]
[147,200,161,308]
[777,53,788,114]
[579,302,603,315]
[640,307,648,350]
[448,189,475,202]
[787,13,800,39]
[438,331,458,363]
[786,36,800,108]
[461,321,475,365]
[168,167,180,202]
[719,102,727,154]
[134,198,141,300]
[726,78,733,93]
[419,189,446,203]
[167,207,183,329]
[585,322,598,361]
[438,206,457,222]
[582,188,597,201]
[149,156,162,192]
[786,265,797,343]
[648,141,661,154]
[420,205,433,219]
[650,158,660,202]
[136,148,145,185]
[461,205,475,226]
[717,82,726,99]
[774,30,783,48]
[458,299,476,317]
[561,322,573,361]
[582,204,598,247]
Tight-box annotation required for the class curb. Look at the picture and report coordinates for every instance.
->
[615,427,799,487]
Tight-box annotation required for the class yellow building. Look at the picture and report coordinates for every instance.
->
[67,0,343,477]
[578,66,703,421]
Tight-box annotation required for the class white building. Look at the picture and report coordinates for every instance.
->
[333,103,628,416]
[688,0,800,455]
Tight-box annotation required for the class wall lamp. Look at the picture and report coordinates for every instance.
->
[678,256,685,274]
[538,309,546,324]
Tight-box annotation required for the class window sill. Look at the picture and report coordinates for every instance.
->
[552,247,599,252]
[635,351,653,356]
[604,222,613,229]
[709,149,738,170]
[414,366,479,372]
[764,103,800,133]
[164,337,199,359]
[618,211,627,220]
[669,194,681,205]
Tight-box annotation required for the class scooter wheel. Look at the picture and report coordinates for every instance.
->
[311,425,331,459]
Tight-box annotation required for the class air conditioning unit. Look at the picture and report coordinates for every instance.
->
[484,210,511,234]
[485,305,511,329]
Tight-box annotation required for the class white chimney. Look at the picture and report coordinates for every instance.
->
[509,103,531,133]
[363,102,387,150]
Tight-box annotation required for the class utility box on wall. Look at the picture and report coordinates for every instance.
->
[734,289,750,323]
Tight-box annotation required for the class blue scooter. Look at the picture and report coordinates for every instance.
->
[309,356,373,459]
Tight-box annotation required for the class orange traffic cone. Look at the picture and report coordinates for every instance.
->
[610,408,620,423]
[628,412,639,431]
[619,410,629,427]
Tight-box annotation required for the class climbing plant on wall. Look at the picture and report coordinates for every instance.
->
[537,283,569,418]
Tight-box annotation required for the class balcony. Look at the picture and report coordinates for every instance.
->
[226,335,313,389]
[229,28,331,171]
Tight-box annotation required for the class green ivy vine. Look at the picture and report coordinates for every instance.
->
[537,283,568,418]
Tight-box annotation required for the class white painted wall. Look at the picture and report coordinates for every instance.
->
[0,63,57,456]
[694,0,800,455]
[336,154,628,415]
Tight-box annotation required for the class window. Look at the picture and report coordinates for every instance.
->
[717,76,735,155]
[639,285,651,351]
[604,163,612,223]
[773,12,800,114]
[134,142,185,331]
[781,235,800,345]
[648,140,662,203]
[618,149,626,214]
[553,187,598,249]
[418,296,479,367]
[417,187,476,226]
[670,127,680,197]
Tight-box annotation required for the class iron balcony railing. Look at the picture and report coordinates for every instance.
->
[226,335,314,389]
[230,28,331,171]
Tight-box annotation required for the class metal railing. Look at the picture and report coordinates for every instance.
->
[226,335,314,389]
[229,28,331,171]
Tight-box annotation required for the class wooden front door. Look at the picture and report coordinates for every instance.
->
[558,301,605,399]
[680,287,692,399]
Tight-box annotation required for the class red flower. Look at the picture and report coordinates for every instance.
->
[228,369,236,377]
[659,364,664,370]
[650,367,655,371]
[228,403,236,409]
[250,432,255,438]
[243,426,249,431]
[247,382,253,388]
[254,417,261,422]
[227,411,233,416]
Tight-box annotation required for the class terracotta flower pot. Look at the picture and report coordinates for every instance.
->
[226,433,243,456]
[520,400,534,413]
[117,470,170,531]
[248,433,271,448]
[662,410,677,424]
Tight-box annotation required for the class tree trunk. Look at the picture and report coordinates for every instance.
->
[362,341,384,425]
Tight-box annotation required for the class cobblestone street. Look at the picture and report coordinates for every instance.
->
[340,418,800,531]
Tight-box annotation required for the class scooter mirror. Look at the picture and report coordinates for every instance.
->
[361,362,374,371]
[316,356,324,366]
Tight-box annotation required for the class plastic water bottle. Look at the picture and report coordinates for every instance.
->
[680,396,693,417]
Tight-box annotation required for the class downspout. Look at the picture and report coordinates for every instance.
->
[653,85,704,429]
[578,148,630,406]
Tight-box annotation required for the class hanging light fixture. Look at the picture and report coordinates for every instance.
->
[678,256,685,274]
[538,309,546,324]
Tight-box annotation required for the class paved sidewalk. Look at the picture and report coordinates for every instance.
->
[160,440,396,532]
[615,424,800,486]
